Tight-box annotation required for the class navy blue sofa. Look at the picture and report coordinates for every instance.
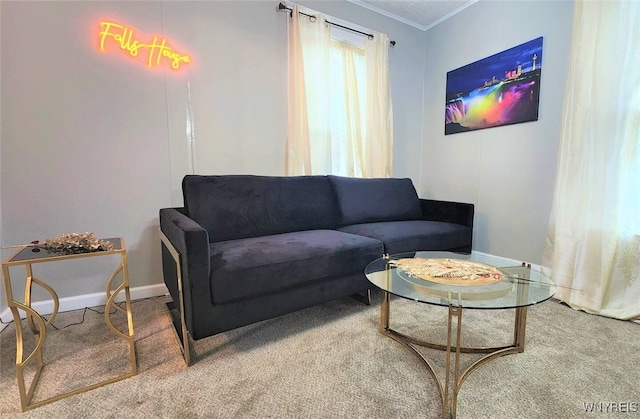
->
[159,175,474,364]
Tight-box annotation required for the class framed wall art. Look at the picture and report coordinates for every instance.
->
[445,37,543,135]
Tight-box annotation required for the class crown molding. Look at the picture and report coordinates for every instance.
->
[347,0,479,32]
[423,0,479,31]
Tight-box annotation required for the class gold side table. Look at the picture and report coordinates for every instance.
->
[2,237,137,411]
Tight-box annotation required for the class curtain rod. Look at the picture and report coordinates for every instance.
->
[278,2,396,47]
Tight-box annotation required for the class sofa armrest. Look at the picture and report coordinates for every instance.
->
[159,207,211,337]
[420,199,474,229]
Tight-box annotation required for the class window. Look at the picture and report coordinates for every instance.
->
[286,4,393,178]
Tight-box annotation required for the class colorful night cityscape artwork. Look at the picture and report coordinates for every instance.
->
[445,37,543,135]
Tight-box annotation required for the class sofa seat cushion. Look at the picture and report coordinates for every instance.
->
[338,220,472,255]
[209,230,383,304]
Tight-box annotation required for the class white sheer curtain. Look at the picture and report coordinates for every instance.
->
[364,33,393,178]
[286,5,330,175]
[329,40,366,177]
[542,0,640,320]
[286,5,392,177]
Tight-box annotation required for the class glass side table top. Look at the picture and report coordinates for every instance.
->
[365,251,556,309]
[5,238,123,264]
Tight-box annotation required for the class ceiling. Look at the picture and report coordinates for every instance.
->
[349,0,479,31]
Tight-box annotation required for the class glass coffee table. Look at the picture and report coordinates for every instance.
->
[365,251,556,419]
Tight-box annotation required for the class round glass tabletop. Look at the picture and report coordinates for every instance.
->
[364,251,556,309]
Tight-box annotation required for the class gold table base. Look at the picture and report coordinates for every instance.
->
[379,290,528,419]
[2,238,137,411]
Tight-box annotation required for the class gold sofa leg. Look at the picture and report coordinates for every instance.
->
[351,289,371,305]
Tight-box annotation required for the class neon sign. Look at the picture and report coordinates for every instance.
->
[98,21,192,71]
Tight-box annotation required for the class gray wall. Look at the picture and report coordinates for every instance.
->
[0,0,575,312]
[0,1,425,309]
[0,3,3,312]
[420,0,574,264]
[1,1,172,306]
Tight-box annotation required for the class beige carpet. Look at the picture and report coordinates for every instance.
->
[1,291,638,418]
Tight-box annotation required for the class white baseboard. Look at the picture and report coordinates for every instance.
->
[0,283,169,333]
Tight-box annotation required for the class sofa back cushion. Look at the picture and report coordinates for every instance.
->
[183,175,340,242]
[328,175,422,226]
